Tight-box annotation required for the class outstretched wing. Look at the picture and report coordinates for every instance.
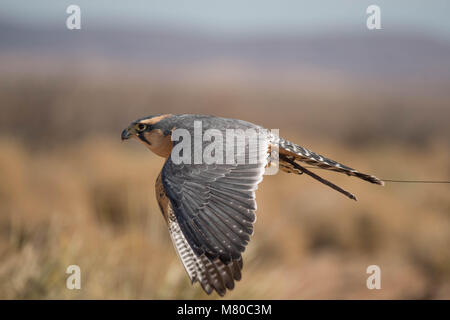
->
[159,136,268,296]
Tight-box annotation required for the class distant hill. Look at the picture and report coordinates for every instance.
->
[1,20,450,86]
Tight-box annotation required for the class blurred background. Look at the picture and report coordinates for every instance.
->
[0,0,449,299]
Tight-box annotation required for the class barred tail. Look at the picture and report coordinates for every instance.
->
[276,137,384,186]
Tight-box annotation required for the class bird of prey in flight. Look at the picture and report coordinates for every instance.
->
[121,114,382,296]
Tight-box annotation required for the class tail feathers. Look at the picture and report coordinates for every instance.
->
[277,137,384,186]
[280,155,358,201]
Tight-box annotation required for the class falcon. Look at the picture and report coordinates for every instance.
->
[121,114,383,296]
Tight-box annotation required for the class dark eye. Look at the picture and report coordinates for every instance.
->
[136,123,147,132]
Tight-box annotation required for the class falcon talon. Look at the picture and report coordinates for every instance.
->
[122,113,383,296]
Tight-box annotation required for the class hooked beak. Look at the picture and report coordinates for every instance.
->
[121,128,132,141]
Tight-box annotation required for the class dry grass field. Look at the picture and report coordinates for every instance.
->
[0,74,449,299]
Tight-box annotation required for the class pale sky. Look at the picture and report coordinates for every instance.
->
[1,0,449,37]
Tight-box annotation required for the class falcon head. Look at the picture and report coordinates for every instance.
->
[121,114,174,158]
